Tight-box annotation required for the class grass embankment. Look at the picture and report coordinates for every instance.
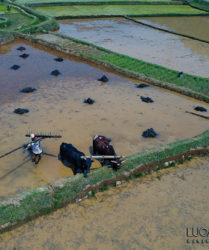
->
[35,5,208,17]
[0,30,14,44]
[16,0,183,5]
[27,32,209,102]
[0,129,209,233]
[188,0,209,12]
[1,13,35,30]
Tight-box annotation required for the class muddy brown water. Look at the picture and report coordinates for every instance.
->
[0,39,209,199]
[0,156,209,249]
[58,17,209,78]
[138,16,209,41]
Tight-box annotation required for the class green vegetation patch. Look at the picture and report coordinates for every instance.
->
[0,30,15,44]
[0,2,59,39]
[0,186,53,227]
[35,5,208,17]
[0,5,17,13]
[16,0,182,5]
[189,0,209,12]
[1,13,34,30]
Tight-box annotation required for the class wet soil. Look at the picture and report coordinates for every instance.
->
[0,156,208,249]
[0,40,209,199]
[58,17,209,77]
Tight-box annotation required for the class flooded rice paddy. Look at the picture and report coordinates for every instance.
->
[58,17,209,78]
[0,156,209,249]
[138,16,209,41]
[0,39,209,199]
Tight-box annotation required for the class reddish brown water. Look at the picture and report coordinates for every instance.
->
[58,17,209,77]
[0,40,209,199]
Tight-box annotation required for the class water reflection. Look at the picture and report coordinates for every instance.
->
[58,17,209,77]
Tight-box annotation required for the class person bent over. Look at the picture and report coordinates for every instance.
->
[25,133,43,164]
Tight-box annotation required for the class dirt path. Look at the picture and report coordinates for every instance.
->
[0,156,208,250]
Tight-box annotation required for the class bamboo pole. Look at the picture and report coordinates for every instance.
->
[185,111,209,120]
[0,145,24,159]
[81,155,124,160]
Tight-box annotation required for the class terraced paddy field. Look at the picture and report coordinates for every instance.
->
[1,13,34,30]
[35,5,208,17]
[58,17,209,77]
[0,40,208,199]
[0,5,17,14]
[0,5,35,31]
[17,0,178,4]
[136,16,209,41]
[0,156,209,249]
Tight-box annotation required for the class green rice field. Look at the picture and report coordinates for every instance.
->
[0,12,34,30]
[16,0,178,4]
[0,5,17,13]
[35,5,208,17]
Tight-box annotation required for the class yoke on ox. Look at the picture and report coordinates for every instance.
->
[93,135,124,170]
[59,143,92,177]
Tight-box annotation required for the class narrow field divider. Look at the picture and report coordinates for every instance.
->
[22,32,209,102]
[27,1,186,7]
[124,16,209,44]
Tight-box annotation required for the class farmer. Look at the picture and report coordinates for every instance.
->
[25,133,43,164]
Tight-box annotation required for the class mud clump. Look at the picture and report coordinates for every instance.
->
[51,70,61,76]
[20,87,36,93]
[84,98,95,104]
[13,108,29,115]
[17,46,26,51]
[10,65,20,70]
[98,75,109,82]
[135,83,149,88]
[19,53,29,59]
[142,128,158,138]
[54,57,64,62]
[141,96,154,103]
[194,106,207,112]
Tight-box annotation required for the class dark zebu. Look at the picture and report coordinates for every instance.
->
[93,135,123,170]
[59,143,92,177]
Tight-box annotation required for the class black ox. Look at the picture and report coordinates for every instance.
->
[59,143,92,177]
[93,135,123,170]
